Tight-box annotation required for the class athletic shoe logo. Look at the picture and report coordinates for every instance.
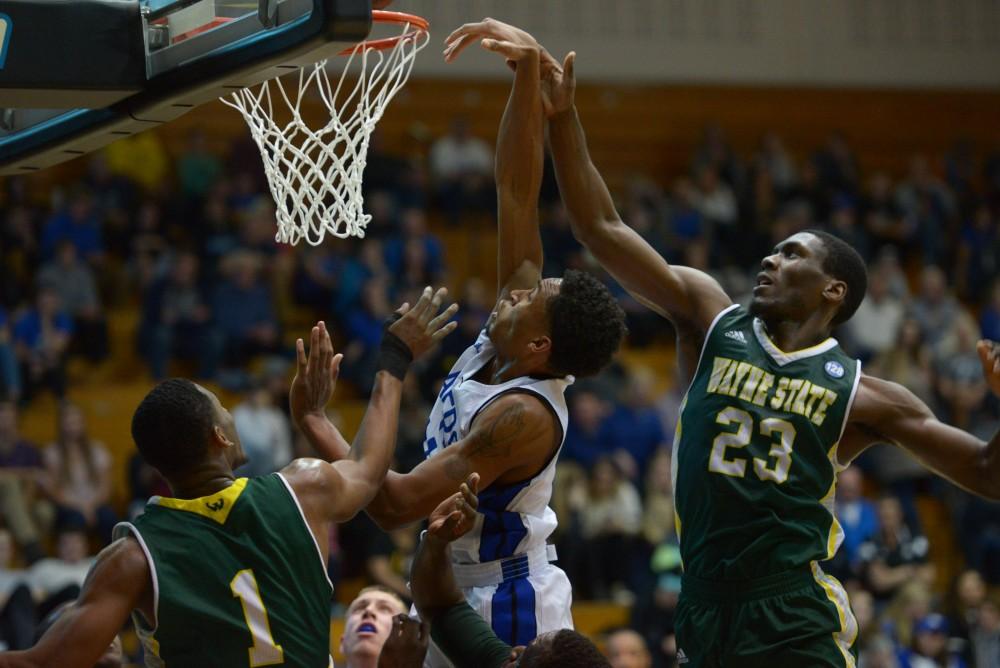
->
[205,499,225,512]
[824,360,845,379]
[0,14,11,70]
[677,648,689,664]
[724,330,747,344]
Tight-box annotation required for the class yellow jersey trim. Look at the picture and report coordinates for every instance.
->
[810,562,858,667]
[150,478,248,524]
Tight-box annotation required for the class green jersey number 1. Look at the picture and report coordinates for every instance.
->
[708,406,797,484]
[231,569,285,666]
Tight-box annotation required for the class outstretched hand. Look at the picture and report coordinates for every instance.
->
[443,17,576,117]
[977,340,1000,397]
[426,473,480,545]
[290,321,342,422]
[387,286,459,360]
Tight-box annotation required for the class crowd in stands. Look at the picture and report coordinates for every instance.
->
[1,116,1000,668]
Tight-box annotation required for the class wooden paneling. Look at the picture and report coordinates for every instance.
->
[22,80,1000,197]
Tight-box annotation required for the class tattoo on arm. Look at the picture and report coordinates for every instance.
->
[444,403,528,481]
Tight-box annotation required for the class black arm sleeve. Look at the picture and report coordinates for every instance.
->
[429,602,513,668]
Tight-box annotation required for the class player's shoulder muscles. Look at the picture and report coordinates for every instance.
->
[87,536,151,595]
[281,457,347,519]
[19,538,150,668]
[670,266,735,332]
[839,373,935,463]
[449,391,558,484]
[850,373,934,428]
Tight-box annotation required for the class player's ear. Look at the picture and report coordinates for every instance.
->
[822,279,847,309]
[212,424,234,448]
[528,335,551,356]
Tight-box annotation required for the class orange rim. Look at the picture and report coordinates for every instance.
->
[337,10,429,55]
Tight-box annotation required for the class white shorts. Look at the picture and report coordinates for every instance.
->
[421,562,574,668]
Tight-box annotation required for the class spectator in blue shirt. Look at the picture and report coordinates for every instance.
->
[384,208,444,281]
[980,280,1000,343]
[213,251,280,368]
[0,308,21,401]
[140,252,222,379]
[40,189,103,263]
[836,466,880,571]
[13,287,73,400]
[603,369,669,481]
[562,388,613,471]
[898,614,967,668]
[341,276,393,395]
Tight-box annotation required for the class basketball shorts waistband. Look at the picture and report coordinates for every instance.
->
[451,545,558,589]
[681,565,816,603]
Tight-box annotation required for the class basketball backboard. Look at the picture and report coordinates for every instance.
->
[0,0,373,175]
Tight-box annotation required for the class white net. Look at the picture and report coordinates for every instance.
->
[222,20,429,246]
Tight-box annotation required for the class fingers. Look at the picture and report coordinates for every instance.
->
[306,325,319,378]
[440,509,463,535]
[295,337,307,374]
[480,38,532,60]
[331,353,343,380]
[466,472,480,495]
[427,287,448,321]
[317,321,332,372]
[408,286,434,319]
[564,50,576,82]
[427,303,460,342]
[431,320,459,343]
[459,474,479,513]
[444,19,503,47]
[395,302,411,317]
[413,286,449,324]
[419,618,430,644]
[427,302,459,330]
[444,32,481,62]
[979,340,998,372]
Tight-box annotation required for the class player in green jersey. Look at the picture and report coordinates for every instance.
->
[444,18,1000,667]
[0,287,457,668]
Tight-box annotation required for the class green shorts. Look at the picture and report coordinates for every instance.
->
[674,563,858,668]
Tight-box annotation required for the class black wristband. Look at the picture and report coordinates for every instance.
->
[377,315,414,380]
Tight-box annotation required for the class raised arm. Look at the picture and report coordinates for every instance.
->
[364,392,557,530]
[547,101,731,331]
[0,539,150,668]
[283,287,458,523]
[490,32,545,296]
[840,342,1000,500]
[445,19,731,332]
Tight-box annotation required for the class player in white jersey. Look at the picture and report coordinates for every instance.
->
[294,33,627,662]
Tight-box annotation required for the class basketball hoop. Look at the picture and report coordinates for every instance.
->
[223,10,429,246]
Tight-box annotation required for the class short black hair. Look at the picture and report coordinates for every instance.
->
[805,229,868,325]
[131,378,215,477]
[547,270,627,378]
[521,629,610,667]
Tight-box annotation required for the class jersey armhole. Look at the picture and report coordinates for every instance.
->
[275,473,335,594]
[832,360,864,471]
[111,522,159,632]
[692,303,742,381]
